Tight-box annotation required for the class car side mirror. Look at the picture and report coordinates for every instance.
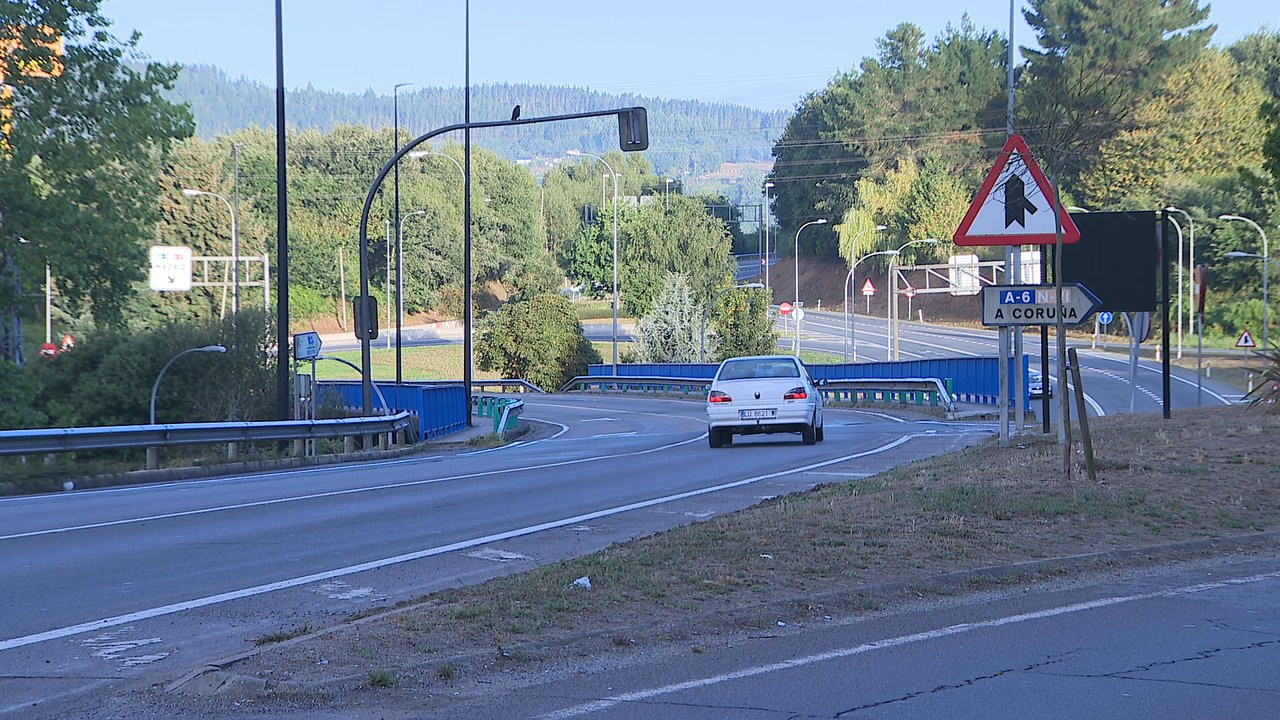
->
[815,378,829,387]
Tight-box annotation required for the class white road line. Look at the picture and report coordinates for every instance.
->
[0,454,444,505]
[0,434,929,652]
[0,433,702,542]
[536,569,1280,719]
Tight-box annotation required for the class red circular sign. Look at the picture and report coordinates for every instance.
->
[778,302,793,315]
[905,287,916,299]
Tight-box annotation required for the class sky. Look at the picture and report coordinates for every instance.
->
[97,1,1271,112]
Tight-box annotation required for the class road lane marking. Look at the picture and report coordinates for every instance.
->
[535,569,1280,719]
[0,432,701,542]
[0,454,445,505]
[0,434,933,653]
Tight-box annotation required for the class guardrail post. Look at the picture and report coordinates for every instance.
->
[146,446,159,470]
[293,438,305,457]
[227,442,239,461]
[344,435,355,453]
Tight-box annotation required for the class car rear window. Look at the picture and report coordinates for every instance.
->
[719,359,800,380]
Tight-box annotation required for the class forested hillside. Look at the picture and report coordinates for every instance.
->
[168,65,788,178]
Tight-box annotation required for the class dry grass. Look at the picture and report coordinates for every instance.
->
[229,406,1280,689]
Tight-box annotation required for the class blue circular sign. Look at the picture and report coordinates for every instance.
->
[1098,311,1114,326]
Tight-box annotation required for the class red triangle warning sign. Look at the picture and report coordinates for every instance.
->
[1236,330,1257,348]
[953,134,1081,246]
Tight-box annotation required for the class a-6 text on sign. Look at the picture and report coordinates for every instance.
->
[980,284,1101,327]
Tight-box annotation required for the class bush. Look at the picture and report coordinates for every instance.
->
[30,309,276,427]
[0,361,46,429]
[476,294,601,391]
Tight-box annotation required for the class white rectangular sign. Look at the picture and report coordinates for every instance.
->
[149,246,193,292]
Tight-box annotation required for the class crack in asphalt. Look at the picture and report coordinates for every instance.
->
[1206,617,1280,638]
[832,655,1076,716]
[1036,638,1280,692]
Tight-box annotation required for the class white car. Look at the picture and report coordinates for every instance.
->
[1028,369,1053,399]
[705,355,825,447]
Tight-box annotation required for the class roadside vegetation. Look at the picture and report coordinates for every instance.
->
[223,404,1280,694]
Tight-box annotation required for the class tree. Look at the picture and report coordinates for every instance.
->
[1018,0,1214,183]
[632,274,701,363]
[769,20,1007,259]
[710,287,777,361]
[475,293,600,392]
[1,1,194,363]
[1077,50,1266,208]
[616,194,735,317]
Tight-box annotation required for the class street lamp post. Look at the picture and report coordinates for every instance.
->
[181,189,239,313]
[405,150,466,380]
[150,345,227,425]
[1165,214,1185,359]
[397,208,427,381]
[846,249,897,362]
[1220,214,1270,347]
[763,181,774,294]
[888,238,941,360]
[1166,206,1195,359]
[793,219,828,356]
[393,82,414,383]
[701,282,764,363]
[568,149,620,373]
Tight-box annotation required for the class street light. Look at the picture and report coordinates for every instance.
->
[763,181,775,293]
[1220,214,1270,348]
[393,82,414,383]
[1165,213,1185,358]
[1166,206,1195,361]
[568,149,621,374]
[150,345,227,425]
[664,178,674,211]
[406,150,466,381]
[793,218,828,356]
[701,282,764,362]
[840,224,887,361]
[888,238,942,360]
[181,188,239,314]
[396,208,428,382]
[846,249,897,362]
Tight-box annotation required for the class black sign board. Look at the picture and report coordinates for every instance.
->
[1060,211,1158,313]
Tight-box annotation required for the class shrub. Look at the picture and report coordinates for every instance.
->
[30,310,276,427]
[0,361,46,429]
[476,294,601,391]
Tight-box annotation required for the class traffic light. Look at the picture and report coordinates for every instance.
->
[582,204,597,224]
[617,107,648,152]
[352,295,379,340]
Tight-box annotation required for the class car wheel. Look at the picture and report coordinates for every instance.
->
[708,428,723,448]
[816,423,824,442]
[723,431,734,446]
[801,423,816,445]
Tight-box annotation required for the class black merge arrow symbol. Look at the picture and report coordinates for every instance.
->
[1003,175,1038,228]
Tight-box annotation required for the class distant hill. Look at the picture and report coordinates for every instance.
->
[166,65,789,181]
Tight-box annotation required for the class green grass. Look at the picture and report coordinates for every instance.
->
[367,669,398,688]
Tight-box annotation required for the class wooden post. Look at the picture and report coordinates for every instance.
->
[1068,348,1096,482]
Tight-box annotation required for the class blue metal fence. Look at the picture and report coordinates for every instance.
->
[317,382,468,441]
[588,356,1031,406]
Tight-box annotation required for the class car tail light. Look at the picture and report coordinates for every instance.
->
[784,387,807,400]
[708,390,732,403]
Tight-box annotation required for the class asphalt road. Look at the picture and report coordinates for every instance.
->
[792,309,1243,418]
[0,395,991,718]
[455,553,1280,719]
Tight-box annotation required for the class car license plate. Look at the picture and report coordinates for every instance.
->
[739,408,776,420]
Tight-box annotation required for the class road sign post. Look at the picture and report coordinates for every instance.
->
[955,134,1078,448]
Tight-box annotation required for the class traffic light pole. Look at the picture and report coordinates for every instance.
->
[354,107,648,415]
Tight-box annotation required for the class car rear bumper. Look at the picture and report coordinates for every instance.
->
[707,403,815,432]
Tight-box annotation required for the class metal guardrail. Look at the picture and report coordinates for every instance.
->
[470,378,546,394]
[562,374,954,412]
[820,377,955,412]
[560,375,712,395]
[474,396,525,438]
[0,412,414,456]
